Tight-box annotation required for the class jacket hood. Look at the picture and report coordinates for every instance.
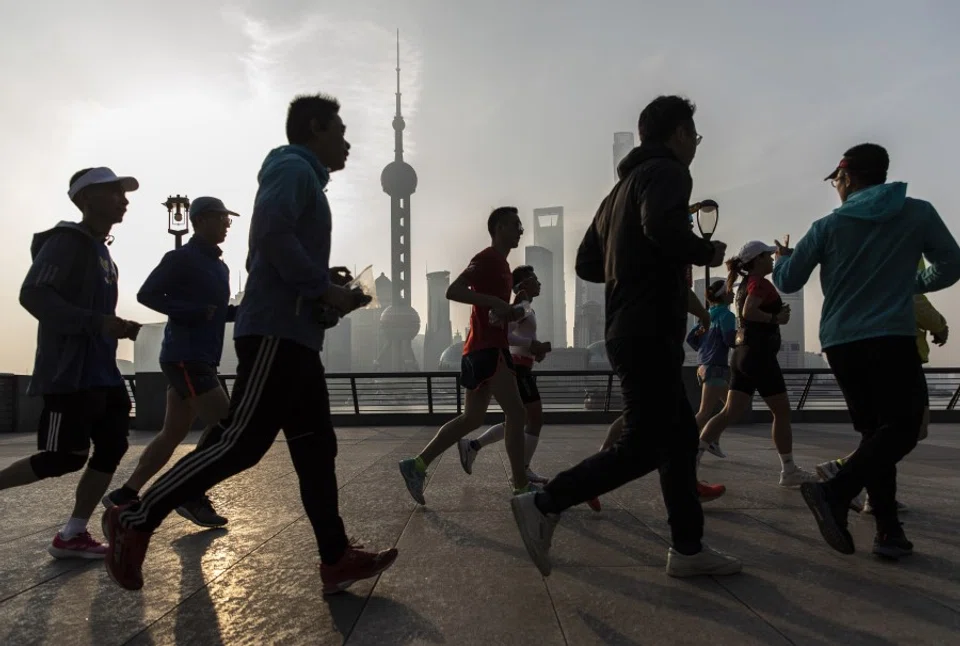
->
[832,182,907,223]
[30,221,95,260]
[617,143,680,180]
[259,144,329,186]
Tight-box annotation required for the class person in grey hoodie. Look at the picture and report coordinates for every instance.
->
[104,93,398,594]
[0,167,141,559]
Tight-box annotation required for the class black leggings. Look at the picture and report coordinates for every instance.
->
[729,346,786,398]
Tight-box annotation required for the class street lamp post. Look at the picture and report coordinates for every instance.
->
[163,195,191,249]
[696,199,720,305]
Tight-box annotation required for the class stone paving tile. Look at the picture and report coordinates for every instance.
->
[0,424,957,645]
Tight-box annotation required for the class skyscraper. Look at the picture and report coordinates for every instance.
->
[613,131,635,180]
[524,246,555,347]
[423,270,452,370]
[532,206,567,347]
[377,31,421,371]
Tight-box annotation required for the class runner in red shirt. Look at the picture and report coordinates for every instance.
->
[399,207,533,503]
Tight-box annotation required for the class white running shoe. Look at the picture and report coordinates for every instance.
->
[666,545,742,577]
[511,492,558,577]
[525,467,549,484]
[778,467,820,488]
[705,442,727,458]
[457,438,478,475]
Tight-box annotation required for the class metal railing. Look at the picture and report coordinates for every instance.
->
[198,368,960,415]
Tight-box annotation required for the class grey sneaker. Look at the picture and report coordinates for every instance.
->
[399,458,426,505]
[800,482,855,554]
[511,492,558,577]
[816,459,844,481]
[457,438,478,475]
[705,442,727,458]
[666,545,742,577]
[525,467,549,484]
[175,495,228,528]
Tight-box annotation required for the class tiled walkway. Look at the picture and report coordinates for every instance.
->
[0,423,958,645]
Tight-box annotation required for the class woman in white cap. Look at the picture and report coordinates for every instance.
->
[697,241,818,487]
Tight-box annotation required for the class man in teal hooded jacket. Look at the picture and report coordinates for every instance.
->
[773,143,960,560]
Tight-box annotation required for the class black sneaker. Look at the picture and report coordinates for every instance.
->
[102,487,139,509]
[873,525,913,560]
[175,495,228,528]
[800,482,855,554]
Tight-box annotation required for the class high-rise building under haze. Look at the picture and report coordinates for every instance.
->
[613,131,635,180]
[524,245,556,347]
[532,207,566,347]
[423,270,452,370]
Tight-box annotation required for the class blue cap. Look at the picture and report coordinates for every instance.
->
[188,196,240,220]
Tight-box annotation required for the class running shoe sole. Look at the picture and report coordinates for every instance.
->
[872,543,913,561]
[800,483,855,555]
[103,505,144,591]
[47,545,106,560]
[705,444,727,458]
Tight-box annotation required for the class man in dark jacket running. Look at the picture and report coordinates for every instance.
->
[511,95,741,579]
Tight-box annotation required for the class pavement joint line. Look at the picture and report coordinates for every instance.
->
[712,576,798,646]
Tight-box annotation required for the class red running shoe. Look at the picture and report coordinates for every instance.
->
[697,481,726,503]
[320,544,399,595]
[587,497,602,512]
[48,531,107,560]
[103,505,152,591]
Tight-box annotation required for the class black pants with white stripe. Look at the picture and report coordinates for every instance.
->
[120,336,349,564]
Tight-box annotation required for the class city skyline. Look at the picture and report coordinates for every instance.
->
[3,2,960,372]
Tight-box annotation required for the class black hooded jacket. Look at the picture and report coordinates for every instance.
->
[576,144,715,343]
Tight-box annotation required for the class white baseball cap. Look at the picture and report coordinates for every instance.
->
[735,240,777,264]
[68,167,139,200]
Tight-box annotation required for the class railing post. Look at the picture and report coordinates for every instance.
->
[797,372,815,410]
[427,375,434,414]
[456,375,462,415]
[948,382,960,411]
[604,373,613,413]
[351,377,360,415]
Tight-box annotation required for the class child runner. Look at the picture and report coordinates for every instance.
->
[458,265,552,483]
[697,241,818,487]
[399,207,533,504]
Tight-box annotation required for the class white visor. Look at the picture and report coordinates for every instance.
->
[68,167,139,200]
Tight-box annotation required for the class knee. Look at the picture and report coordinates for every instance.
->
[88,435,129,474]
[30,451,88,479]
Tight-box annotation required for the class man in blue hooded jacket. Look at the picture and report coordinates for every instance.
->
[104,93,398,594]
[773,143,960,560]
[0,167,141,559]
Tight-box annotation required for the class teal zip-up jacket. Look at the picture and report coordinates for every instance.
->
[773,182,960,350]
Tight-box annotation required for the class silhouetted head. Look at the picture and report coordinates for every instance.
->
[68,167,138,237]
[487,206,523,250]
[286,94,350,172]
[825,143,889,203]
[706,279,732,306]
[189,196,239,246]
[638,95,700,167]
[512,264,540,299]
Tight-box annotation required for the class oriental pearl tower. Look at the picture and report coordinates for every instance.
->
[377,31,421,372]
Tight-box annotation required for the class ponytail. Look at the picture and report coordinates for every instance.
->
[725,257,745,295]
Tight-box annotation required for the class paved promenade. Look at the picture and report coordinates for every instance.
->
[0,422,957,645]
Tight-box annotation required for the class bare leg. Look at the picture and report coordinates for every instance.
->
[418,387,492,466]
[699,391,752,445]
[0,457,42,490]
[125,389,196,492]
[763,392,794,456]
[696,382,729,430]
[489,366,529,489]
[70,467,113,520]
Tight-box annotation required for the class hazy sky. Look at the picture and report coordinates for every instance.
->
[3,0,960,372]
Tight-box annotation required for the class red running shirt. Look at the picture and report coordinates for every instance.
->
[745,276,780,307]
[462,247,513,354]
